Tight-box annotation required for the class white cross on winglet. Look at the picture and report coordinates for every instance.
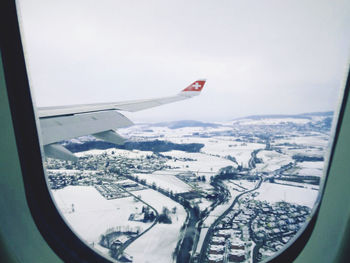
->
[192,82,201,90]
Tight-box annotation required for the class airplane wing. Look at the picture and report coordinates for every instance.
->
[38,79,206,161]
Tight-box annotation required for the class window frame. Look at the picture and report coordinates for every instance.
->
[1,0,349,262]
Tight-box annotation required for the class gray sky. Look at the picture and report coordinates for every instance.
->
[18,0,350,122]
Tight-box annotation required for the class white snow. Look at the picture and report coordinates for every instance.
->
[134,170,191,193]
[164,150,235,175]
[254,150,293,173]
[253,182,318,208]
[51,186,151,255]
[295,161,325,177]
[51,118,331,262]
[195,228,209,254]
[235,118,311,126]
[125,189,187,263]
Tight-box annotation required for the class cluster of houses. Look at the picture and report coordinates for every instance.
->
[175,171,198,183]
[46,170,101,189]
[205,197,311,262]
[95,181,148,200]
[118,181,147,192]
[207,229,251,263]
[47,168,148,200]
[251,201,310,239]
[45,150,170,181]
[46,150,168,197]
[94,184,130,199]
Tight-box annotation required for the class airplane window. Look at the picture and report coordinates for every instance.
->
[17,0,350,262]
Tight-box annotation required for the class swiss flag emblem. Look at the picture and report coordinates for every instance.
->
[183,80,206,92]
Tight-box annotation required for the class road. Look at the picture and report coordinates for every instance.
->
[198,176,263,263]
[111,184,159,261]
[122,172,204,263]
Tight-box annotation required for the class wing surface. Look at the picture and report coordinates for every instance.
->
[38,79,206,118]
[38,79,206,160]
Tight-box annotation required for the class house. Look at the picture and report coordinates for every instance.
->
[228,249,246,262]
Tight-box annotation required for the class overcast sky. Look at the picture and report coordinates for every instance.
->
[17,0,350,122]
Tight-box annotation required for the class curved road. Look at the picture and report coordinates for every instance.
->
[198,176,263,263]
[112,184,159,260]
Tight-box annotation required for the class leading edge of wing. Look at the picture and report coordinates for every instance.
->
[37,79,206,118]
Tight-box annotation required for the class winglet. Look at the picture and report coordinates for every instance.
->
[182,79,206,93]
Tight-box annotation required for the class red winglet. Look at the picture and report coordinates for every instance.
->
[182,79,206,92]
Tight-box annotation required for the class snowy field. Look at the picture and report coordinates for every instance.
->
[167,136,265,169]
[253,182,319,208]
[51,186,151,253]
[125,189,187,263]
[121,124,265,169]
[134,170,191,193]
[229,180,257,191]
[289,161,325,177]
[55,118,330,260]
[234,118,311,126]
[226,144,264,168]
[280,147,326,159]
[254,150,293,173]
[275,135,329,148]
[202,140,264,168]
[164,150,234,177]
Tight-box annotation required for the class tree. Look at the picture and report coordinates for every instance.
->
[162,206,170,216]
[143,208,151,222]
[149,211,156,221]
[158,206,172,224]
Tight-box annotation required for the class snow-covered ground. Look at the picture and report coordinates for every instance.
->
[253,182,318,208]
[134,170,191,193]
[276,135,329,148]
[125,189,186,263]
[166,136,265,169]
[195,227,209,254]
[224,143,265,168]
[229,180,257,191]
[164,150,234,178]
[281,147,325,159]
[234,118,311,126]
[51,186,153,258]
[285,161,325,177]
[254,150,293,173]
[50,116,332,262]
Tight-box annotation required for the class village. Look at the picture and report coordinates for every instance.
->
[200,195,311,263]
[45,113,330,263]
